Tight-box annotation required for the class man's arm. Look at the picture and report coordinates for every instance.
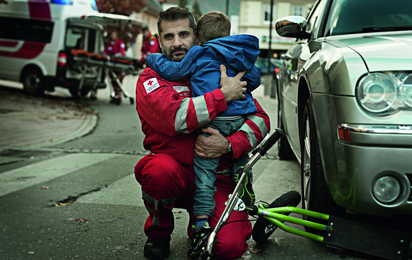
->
[149,36,161,54]
[117,40,126,56]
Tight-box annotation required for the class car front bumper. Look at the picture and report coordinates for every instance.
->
[312,94,412,217]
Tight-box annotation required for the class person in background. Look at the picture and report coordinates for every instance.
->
[104,30,126,104]
[139,25,161,67]
[146,11,261,258]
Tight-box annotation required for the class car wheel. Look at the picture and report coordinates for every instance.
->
[277,92,296,160]
[23,67,46,95]
[301,100,343,224]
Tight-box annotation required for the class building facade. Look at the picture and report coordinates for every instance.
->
[239,0,316,59]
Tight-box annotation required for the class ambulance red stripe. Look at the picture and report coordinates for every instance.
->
[0,0,50,59]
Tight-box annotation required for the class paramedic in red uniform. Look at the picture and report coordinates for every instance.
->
[104,30,126,104]
[140,25,161,67]
[134,7,270,260]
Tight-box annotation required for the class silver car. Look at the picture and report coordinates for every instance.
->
[275,0,412,218]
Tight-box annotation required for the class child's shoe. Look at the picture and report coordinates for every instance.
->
[234,166,255,206]
[187,222,212,258]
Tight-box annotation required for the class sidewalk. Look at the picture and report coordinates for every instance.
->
[0,80,99,164]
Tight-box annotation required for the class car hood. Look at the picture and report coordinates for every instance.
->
[335,32,412,72]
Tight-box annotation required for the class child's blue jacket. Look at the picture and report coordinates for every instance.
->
[146,34,261,116]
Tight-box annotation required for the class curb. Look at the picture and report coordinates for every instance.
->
[22,114,99,150]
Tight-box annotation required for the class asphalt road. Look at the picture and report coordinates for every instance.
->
[0,76,381,260]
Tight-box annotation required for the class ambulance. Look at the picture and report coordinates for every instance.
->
[0,0,140,97]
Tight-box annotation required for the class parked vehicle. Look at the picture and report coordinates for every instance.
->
[255,57,282,75]
[275,0,412,220]
[0,0,113,97]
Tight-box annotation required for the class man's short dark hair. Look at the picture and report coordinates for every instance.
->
[142,25,149,32]
[157,7,197,35]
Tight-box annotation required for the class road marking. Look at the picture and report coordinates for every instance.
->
[77,174,143,206]
[0,153,118,197]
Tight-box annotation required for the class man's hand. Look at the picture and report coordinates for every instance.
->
[195,127,229,158]
[219,64,247,103]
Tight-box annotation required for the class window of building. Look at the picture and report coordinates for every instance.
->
[292,5,305,17]
[262,4,275,25]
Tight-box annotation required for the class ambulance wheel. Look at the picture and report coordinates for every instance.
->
[129,97,134,105]
[23,67,46,95]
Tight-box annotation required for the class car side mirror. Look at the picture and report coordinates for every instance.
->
[276,16,310,39]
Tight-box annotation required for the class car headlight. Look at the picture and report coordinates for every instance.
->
[356,72,412,114]
[399,73,412,108]
[372,175,401,204]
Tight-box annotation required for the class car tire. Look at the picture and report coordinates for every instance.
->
[23,67,46,95]
[300,100,344,231]
[277,92,296,160]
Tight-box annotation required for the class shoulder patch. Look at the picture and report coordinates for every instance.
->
[144,78,160,94]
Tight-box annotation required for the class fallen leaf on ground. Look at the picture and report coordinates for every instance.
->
[54,202,69,207]
[250,246,262,254]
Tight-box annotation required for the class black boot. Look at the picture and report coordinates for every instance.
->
[144,236,170,259]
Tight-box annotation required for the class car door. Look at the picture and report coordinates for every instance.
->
[281,41,306,154]
[281,0,326,157]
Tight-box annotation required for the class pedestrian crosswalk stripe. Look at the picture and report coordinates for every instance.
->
[77,174,142,206]
[0,153,118,197]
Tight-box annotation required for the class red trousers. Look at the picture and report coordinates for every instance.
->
[134,153,252,259]
[108,70,124,98]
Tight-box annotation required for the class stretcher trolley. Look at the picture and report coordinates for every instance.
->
[68,49,106,98]
[69,49,140,104]
[81,12,144,104]
[103,55,140,105]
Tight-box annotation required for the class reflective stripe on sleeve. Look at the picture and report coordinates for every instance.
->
[175,98,190,133]
[175,96,210,133]
[193,96,210,126]
[238,114,269,148]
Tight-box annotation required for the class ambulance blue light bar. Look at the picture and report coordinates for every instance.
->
[50,0,73,5]
[91,0,98,10]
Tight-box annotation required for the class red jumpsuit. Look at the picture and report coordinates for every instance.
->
[134,67,270,259]
[140,32,161,63]
[104,38,126,100]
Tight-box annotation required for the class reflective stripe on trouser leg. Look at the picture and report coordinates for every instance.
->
[142,190,176,226]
